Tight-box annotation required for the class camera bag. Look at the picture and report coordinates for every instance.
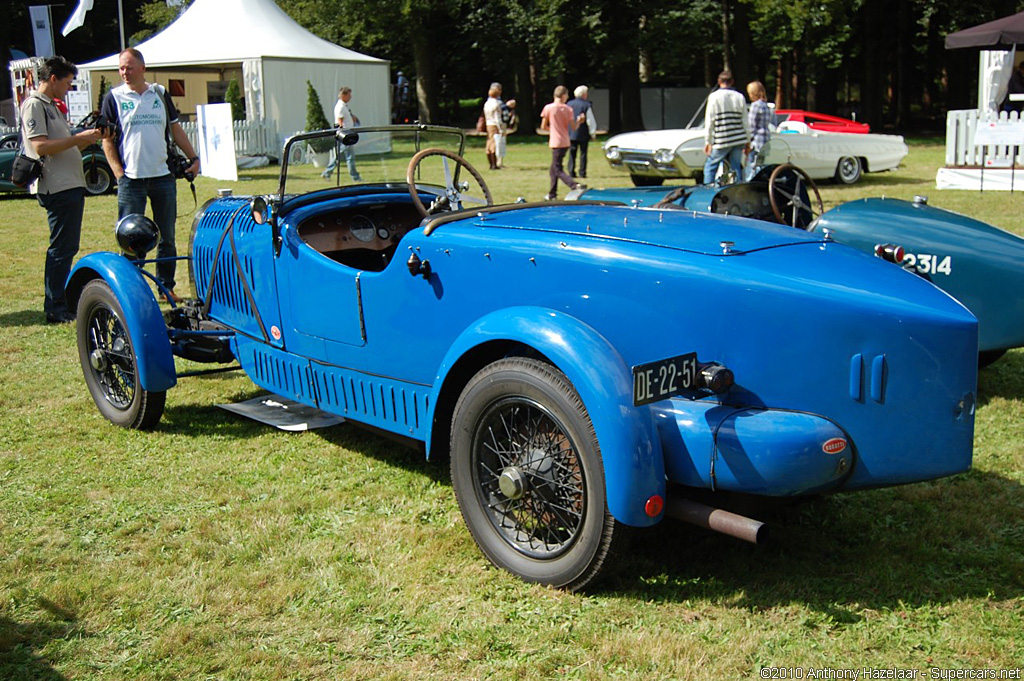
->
[11,149,44,187]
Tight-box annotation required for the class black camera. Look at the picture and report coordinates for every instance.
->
[94,114,113,135]
[168,152,195,182]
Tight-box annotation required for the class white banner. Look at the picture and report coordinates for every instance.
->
[973,119,1024,146]
[61,0,93,37]
[65,90,91,124]
[196,103,238,182]
[29,6,54,57]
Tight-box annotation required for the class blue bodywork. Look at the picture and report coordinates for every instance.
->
[66,145,978,532]
[578,180,1024,355]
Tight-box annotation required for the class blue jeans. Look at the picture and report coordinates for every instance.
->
[745,150,762,181]
[117,174,178,290]
[323,145,361,181]
[703,145,745,184]
[37,187,84,317]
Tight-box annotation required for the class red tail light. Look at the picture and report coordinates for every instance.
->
[874,243,906,264]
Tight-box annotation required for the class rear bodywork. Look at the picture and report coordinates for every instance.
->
[578,181,1024,355]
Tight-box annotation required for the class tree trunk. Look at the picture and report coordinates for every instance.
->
[895,0,912,127]
[411,28,438,123]
[720,0,731,72]
[859,0,885,126]
[731,1,752,85]
[774,58,785,108]
[619,58,644,131]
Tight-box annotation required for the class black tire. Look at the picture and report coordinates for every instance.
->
[77,279,166,429]
[0,134,19,150]
[630,174,664,187]
[834,156,862,184]
[450,357,616,591]
[83,159,114,195]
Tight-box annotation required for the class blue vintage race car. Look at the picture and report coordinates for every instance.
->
[570,164,1024,366]
[66,127,978,590]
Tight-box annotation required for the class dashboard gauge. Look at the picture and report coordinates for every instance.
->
[377,227,390,240]
[350,215,376,242]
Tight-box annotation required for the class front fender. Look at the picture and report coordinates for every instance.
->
[430,306,665,528]
[66,252,177,392]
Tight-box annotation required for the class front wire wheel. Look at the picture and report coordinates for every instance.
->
[77,280,165,429]
[451,358,617,591]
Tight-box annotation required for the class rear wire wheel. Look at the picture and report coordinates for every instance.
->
[450,357,616,591]
[76,279,166,429]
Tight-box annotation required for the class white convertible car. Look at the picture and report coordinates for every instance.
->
[603,119,909,186]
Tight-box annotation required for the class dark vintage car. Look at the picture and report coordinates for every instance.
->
[570,164,1024,366]
[0,126,115,196]
[65,126,977,590]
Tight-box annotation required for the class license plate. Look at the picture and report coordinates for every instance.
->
[632,352,698,406]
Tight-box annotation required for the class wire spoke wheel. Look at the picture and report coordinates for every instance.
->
[85,305,138,408]
[474,397,585,559]
[76,280,165,429]
[451,358,616,591]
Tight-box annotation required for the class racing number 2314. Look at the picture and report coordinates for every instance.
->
[903,252,952,276]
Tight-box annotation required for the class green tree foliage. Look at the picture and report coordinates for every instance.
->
[225,78,245,121]
[96,75,111,111]
[305,80,333,151]
[131,0,193,45]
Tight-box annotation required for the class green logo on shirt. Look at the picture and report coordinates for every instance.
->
[121,101,135,112]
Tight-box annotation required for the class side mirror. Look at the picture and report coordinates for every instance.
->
[251,196,268,225]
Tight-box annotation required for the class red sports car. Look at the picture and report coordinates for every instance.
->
[775,109,871,134]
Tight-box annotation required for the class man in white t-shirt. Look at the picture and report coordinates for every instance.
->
[101,47,199,302]
[322,86,362,181]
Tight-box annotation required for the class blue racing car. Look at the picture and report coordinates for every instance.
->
[66,127,977,590]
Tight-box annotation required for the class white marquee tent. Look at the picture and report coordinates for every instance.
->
[80,0,390,145]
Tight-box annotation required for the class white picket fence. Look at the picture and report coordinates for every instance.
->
[946,109,1024,167]
[2,120,280,157]
[179,119,280,157]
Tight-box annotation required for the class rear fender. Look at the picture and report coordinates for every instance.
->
[66,252,176,392]
[430,306,665,527]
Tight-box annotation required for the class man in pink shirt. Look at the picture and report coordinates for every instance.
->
[540,85,585,200]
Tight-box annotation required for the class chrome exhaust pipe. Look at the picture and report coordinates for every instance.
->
[664,497,767,545]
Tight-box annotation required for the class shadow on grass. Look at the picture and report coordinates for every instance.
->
[0,310,46,328]
[0,598,77,680]
[978,349,1024,404]
[154,379,1021,609]
[605,468,1024,612]
[158,394,446,486]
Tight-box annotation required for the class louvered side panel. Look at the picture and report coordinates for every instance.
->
[245,343,315,405]
[309,362,430,440]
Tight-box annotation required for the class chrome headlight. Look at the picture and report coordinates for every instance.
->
[605,146,621,161]
[654,148,676,164]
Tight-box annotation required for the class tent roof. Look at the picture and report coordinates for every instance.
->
[81,0,385,69]
[945,11,1024,49]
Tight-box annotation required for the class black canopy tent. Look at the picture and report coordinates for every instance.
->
[946,11,1024,49]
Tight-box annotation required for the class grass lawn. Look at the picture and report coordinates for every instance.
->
[0,135,1021,679]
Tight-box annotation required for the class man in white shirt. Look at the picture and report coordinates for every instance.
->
[322,86,362,181]
[101,47,199,302]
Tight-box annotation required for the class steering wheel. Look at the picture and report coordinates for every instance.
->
[407,148,493,218]
[768,163,824,229]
